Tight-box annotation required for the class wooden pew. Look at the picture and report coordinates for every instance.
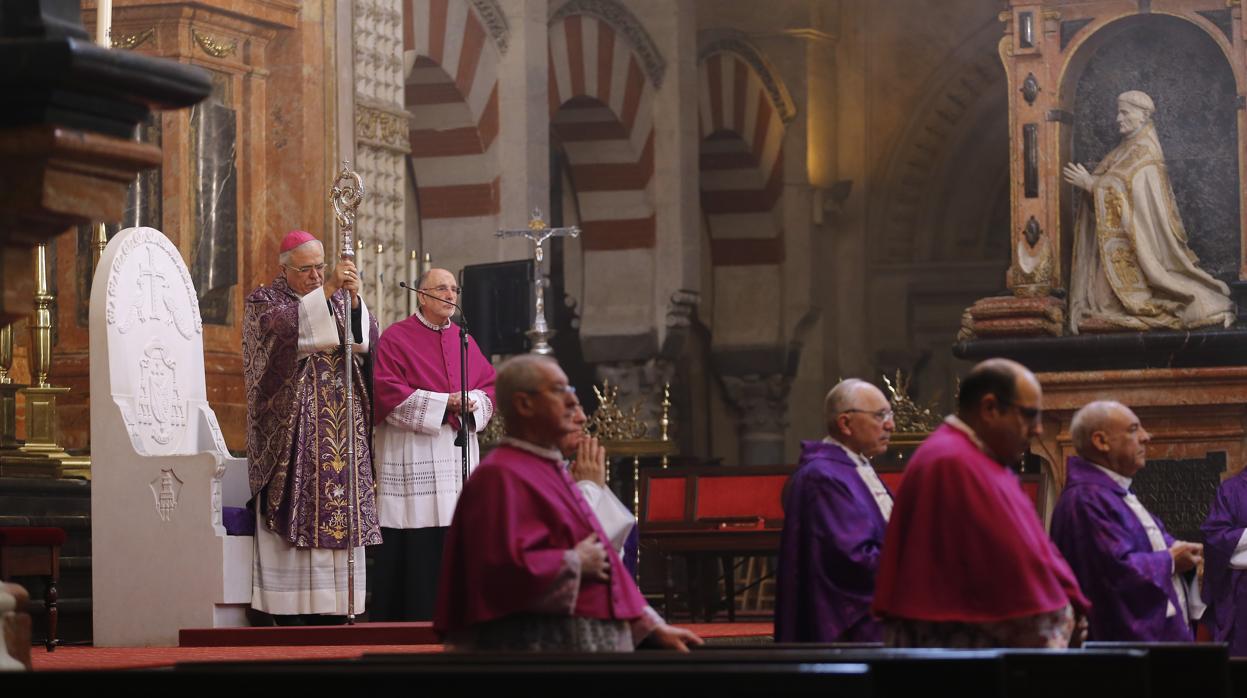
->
[162,654,876,697]
[333,647,1148,697]
[20,647,1160,697]
[638,465,795,620]
[1085,641,1230,698]
[1230,658,1247,698]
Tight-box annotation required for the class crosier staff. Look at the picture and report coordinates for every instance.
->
[331,162,365,624]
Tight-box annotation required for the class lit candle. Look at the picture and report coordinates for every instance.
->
[96,0,112,47]
[407,250,417,316]
[375,242,384,328]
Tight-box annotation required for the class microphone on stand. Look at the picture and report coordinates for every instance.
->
[399,281,463,314]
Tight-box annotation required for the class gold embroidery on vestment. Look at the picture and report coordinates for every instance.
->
[1108,246,1143,289]
[1102,189,1125,230]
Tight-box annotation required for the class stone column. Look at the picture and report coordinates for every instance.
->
[642,0,700,352]
[352,0,410,329]
[721,373,792,466]
[497,0,550,243]
[594,289,698,439]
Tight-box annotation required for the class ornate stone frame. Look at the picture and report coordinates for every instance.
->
[1001,2,1247,300]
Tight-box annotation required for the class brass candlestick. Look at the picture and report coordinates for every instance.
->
[1,243,90,478]
[92,223,108,274]
[28,243,54,388]
[0,323,23,451]
[659,383,671,469]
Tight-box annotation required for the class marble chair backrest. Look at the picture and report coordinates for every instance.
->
[90,226,212,457]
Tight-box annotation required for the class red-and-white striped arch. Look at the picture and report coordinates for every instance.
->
[548,13,656,251]
[699,50,787,265]
[404,0,501,220]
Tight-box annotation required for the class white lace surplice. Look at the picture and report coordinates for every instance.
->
[375,388,494,529]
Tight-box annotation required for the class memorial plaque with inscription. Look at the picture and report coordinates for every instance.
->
[1131,451,1226,543]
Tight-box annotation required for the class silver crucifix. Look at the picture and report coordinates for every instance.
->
[496,208,580,355]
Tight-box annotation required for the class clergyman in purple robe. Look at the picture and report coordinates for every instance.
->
[775,378,895,643]
[1050,400,1203,642]
[1201,467,1247,655]
[243,230,381,623]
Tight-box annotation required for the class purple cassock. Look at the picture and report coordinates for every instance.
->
[774,440,889,643]
[1201,469,1247,656]
[243,275,382,549]
[1050,456,1192,642]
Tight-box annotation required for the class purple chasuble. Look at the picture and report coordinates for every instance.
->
[775,440,889,643]
[372,311,495,429]
[1202,469,1247,656]
[243,275,381,549]
[1050,456,1191,641]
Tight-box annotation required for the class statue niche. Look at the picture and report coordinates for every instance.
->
[1063,16,1238,334]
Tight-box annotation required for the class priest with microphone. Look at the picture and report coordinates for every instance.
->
[370,268,497,621]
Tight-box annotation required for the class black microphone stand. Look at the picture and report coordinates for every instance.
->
[400,281,471,485]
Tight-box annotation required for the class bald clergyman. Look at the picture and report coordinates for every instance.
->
[369,268,496,621]
[1050,400,1203,641]
[774,378,895,643]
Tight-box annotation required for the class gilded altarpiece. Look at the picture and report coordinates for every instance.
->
[959,0,1247,516]
[43,0,340,452]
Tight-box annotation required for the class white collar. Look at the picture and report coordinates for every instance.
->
[944,415,991,455]
[822,435,871,468]
[500,436,563,463]
[415,308,451,331]
[1089,461,1134,491]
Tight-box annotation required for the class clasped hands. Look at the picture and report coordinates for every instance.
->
[445,392,478,417]
[1170,540,1203,574]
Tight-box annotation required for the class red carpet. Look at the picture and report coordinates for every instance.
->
[32,622,772,672]
[31,644,444,672]
[180,621,441,647]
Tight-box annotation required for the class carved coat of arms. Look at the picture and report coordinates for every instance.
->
[149,469,184,522]
[138,341,186,445]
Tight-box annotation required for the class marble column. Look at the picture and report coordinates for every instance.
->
[351,0,409,329]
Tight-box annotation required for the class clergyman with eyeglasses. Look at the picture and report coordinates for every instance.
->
[369,267,497,621]
[434,354,702,652]
[774,378,896,643]
[873,358,1091,648]
[1051,401,1202,643]
[242,229,381,624]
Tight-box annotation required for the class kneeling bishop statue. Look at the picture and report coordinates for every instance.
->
[1063,90,1234,333]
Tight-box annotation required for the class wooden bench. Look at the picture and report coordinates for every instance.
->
[0,526,64,652]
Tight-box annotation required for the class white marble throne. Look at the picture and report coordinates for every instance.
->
[90,227,252,646]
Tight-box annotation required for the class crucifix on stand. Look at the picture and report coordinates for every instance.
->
[496,208,580,355]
